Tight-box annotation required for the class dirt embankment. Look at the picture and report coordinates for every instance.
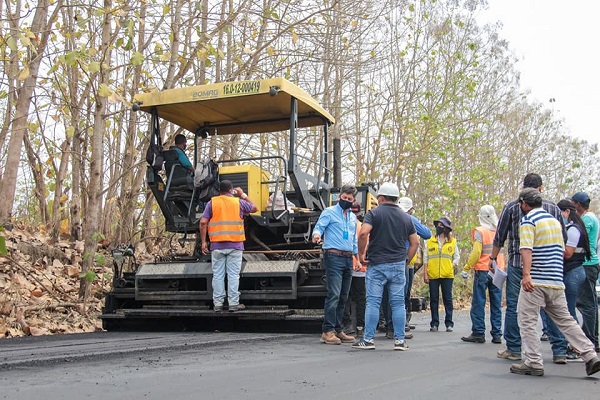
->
[0,226,115,338]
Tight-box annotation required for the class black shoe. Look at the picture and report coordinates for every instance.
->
[405,332,414,340]
[491,337,502,344]
[394,340,409,351]
[352,338,375,350]
[540,333,549,341]
[430,326,438,332]
[586,356,600,376]
[461,334,485,343]
[214,305,224,312]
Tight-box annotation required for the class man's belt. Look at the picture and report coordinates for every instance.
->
[323,249,354,257]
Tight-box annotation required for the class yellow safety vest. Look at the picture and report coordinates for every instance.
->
[427,236,456,279]
[208,196,245,242]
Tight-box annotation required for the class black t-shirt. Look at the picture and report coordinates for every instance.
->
[363,203,416,265]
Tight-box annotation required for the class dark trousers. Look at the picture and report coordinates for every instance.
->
[429,278,454,328]
[405,267,415,315]
[342,276,366,328]
[577,264,600,349]
[322,253,353,333]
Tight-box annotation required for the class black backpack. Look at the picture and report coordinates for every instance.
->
[145,108,164,170]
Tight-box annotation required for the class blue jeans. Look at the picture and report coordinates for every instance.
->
[504,263,522,353]
[322,253,353,333]
[565,266,586,321]
[470,270,502,337]
[577,264,600,349]
[540,309,548,335]
[429,278,454,328]
[211,248,243,306]
[364,262,406,341]
[383,266,414,333]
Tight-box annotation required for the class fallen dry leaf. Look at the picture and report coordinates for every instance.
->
[29,326,49,336]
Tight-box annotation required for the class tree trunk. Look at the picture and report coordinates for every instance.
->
[0,0,61,223]
[80,0,112,300]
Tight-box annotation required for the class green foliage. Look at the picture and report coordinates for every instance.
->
[95,253,105,266]
[0,227,6,256]
[79,269,97,283]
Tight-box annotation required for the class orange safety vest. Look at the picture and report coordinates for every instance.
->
[472,226,505,271]
[207,195,246,242]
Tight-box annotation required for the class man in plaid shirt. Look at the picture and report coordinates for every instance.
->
[489,173,565,360]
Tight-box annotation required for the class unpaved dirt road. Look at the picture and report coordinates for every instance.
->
[2,311,599,400]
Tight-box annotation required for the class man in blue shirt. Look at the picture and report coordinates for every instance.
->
[173,134,194,172]
[313,185,359,345]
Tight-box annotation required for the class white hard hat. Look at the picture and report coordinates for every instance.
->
[377,182,400,198]
[398,197,414,212]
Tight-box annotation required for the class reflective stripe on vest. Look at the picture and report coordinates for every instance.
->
[473,227,503,271]
[207,195,246,242]
[427,236,456,279]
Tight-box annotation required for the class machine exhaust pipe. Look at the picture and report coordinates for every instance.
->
[333,137,341,188]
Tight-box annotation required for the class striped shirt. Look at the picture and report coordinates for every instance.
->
[493,198,564,268]
[519,208,565,289]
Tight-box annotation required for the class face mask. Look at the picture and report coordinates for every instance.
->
[436,226,445,236]
[338,199,353,210]
[563,217,569,225]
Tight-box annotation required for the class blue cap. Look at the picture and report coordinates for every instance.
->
[571,192,591,206]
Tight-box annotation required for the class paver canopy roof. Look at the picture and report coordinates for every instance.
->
[134,77,335,136]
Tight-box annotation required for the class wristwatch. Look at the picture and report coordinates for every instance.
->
[490,257,497,261]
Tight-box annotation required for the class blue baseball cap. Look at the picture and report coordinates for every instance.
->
[571,192,591,206]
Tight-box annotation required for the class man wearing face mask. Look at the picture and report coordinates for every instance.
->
[313,185,359,345]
